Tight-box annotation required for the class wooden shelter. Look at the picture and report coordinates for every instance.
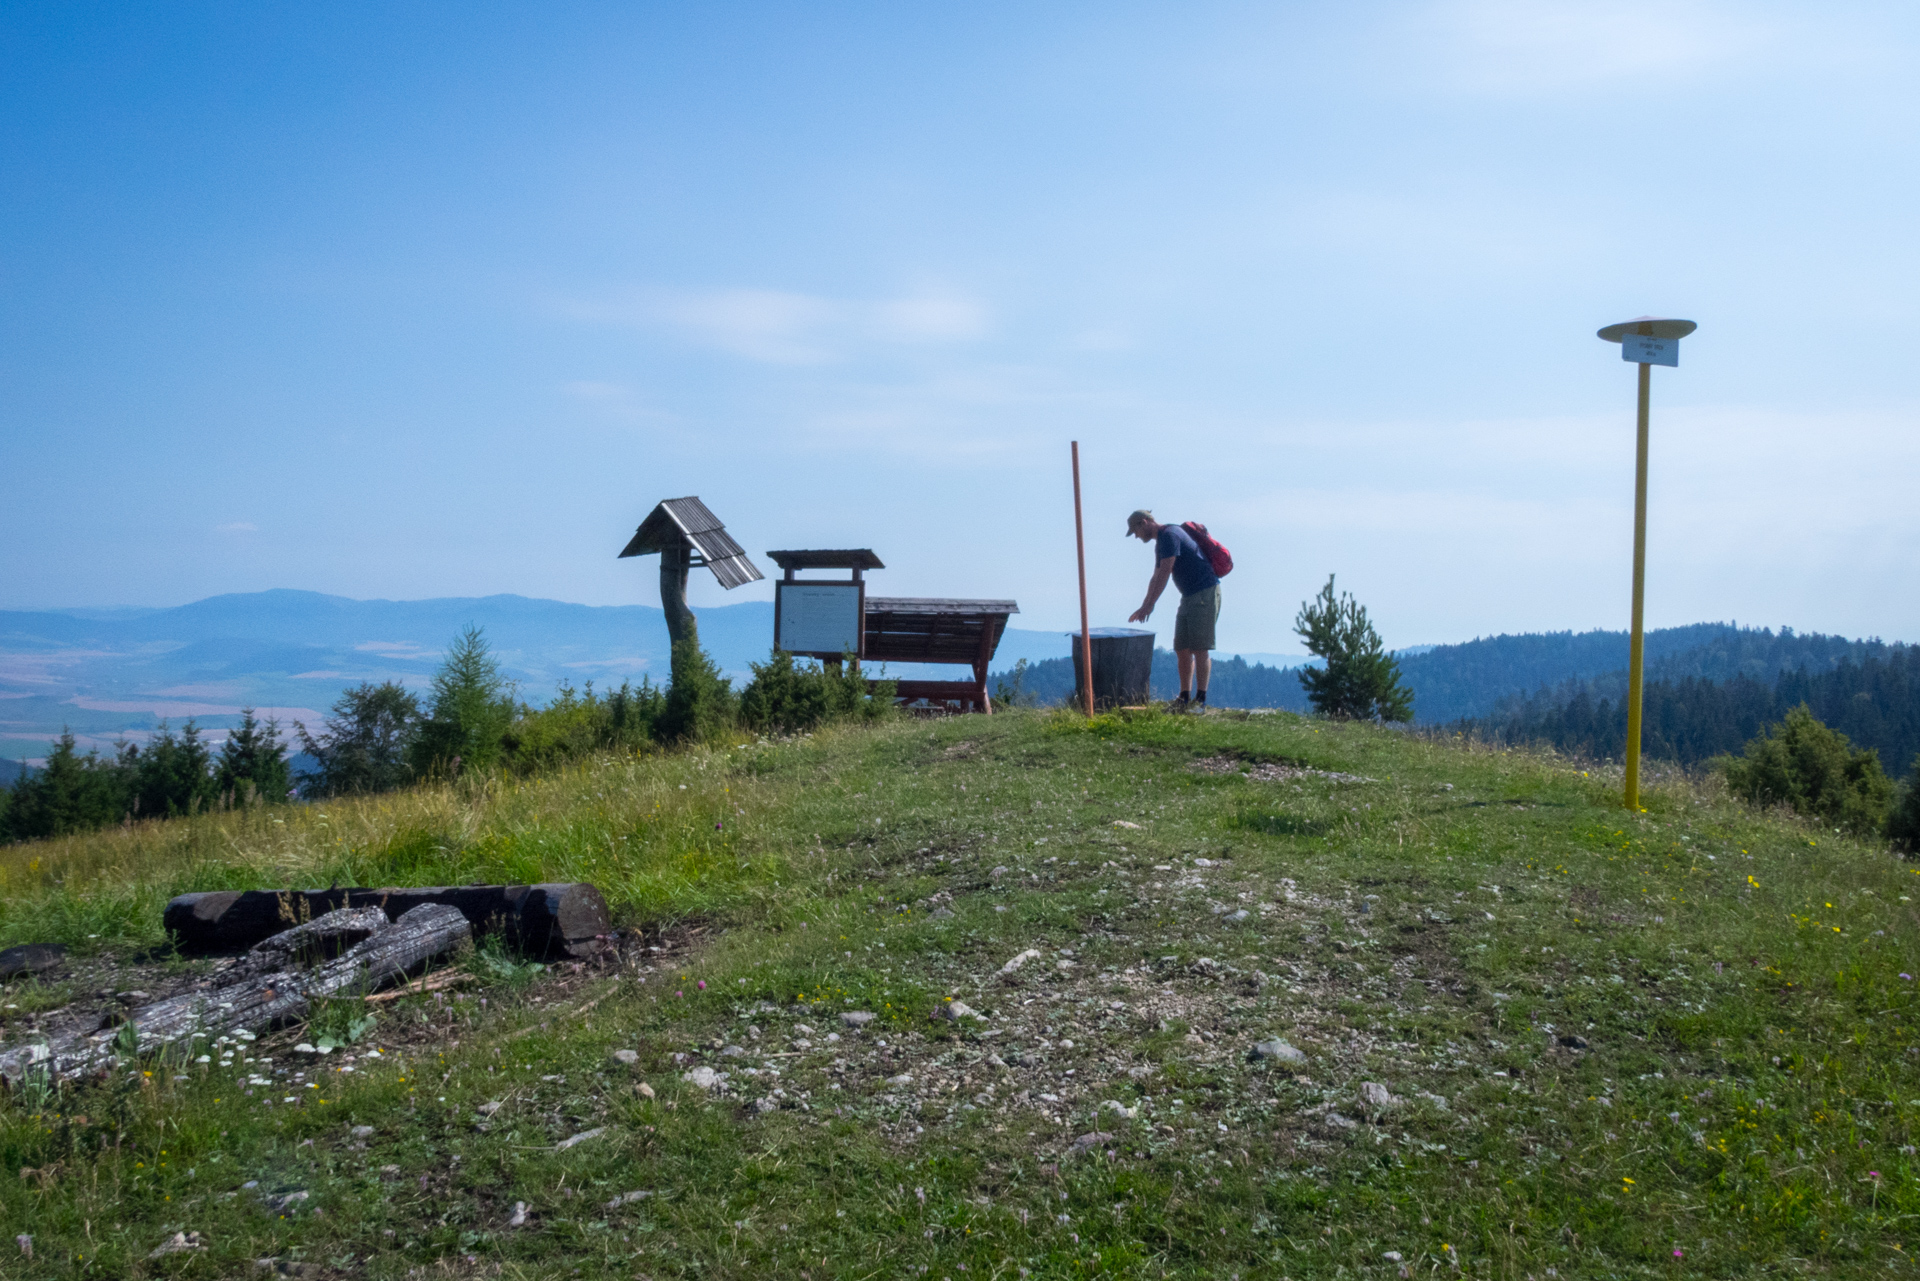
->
[865,597,1019,714]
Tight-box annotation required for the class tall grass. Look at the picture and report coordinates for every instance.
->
[0,734,836,952]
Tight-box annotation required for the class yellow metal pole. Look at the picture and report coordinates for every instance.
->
[1624,358,1651,810]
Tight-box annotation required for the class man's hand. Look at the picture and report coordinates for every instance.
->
[1130,556,1174,626]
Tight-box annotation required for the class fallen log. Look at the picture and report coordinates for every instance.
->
[164,882,611,958]
[0,903,472,1084]
[246,906,390,967]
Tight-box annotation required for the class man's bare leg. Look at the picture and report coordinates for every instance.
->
[1193,649,1211,697]
[1176,649,1196,701]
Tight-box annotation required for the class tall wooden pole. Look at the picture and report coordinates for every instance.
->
[1071,442,1094,716]
[1624,359,1651,810]
[660,544,697,683]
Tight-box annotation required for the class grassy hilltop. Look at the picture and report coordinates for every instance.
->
[1,709,1918,1278]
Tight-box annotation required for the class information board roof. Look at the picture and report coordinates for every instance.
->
[765,549,886,571]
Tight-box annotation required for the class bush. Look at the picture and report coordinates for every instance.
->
[1890,757,1920,853]
[502,679,664,771]
[740,651,898,734]
[656,638,738,743]
[1723,704,1895,837]
[1293,575,1413,722]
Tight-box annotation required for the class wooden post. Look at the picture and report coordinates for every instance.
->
[1071,441,1094,717]
[974,618,994,714]
[1624,358,1652,811]
[660,543,698,681]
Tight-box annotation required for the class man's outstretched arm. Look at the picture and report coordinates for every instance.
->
[1128,557,1176,623]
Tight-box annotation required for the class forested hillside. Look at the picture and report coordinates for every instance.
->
[992,623,1885,724]
[1469,645,1920,773]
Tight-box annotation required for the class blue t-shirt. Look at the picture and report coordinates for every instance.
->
[1156,523,1219,597]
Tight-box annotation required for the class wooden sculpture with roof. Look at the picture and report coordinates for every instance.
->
[617,497,763,679]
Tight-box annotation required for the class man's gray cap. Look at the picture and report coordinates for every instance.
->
[1125,509,1153,534]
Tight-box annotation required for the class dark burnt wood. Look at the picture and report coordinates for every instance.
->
[164,883,611,959]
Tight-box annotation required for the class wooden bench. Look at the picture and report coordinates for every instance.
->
[863,598,1019,714]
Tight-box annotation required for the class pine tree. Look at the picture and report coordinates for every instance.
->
[297,682,422,796]
[410,625,516,777]
[1293,575,1413,722]
[1,731,131,841]
[216,708,292,806]
[129,720,218,818]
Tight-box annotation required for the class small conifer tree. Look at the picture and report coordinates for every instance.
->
[411,626,516,777]
[657,637,738,743]
[216,707,291,805]
[129,720,218,817]
[1293,575,1413,722]
[0,731,130,840]
[1724,704,1895,837]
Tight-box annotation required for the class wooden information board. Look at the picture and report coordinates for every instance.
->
[774,582,865,659]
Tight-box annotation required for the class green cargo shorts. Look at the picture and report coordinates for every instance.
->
[1173,584,1220,652]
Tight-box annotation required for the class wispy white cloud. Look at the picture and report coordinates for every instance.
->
[1415,0,1785,94]
[558,286,991,365]
[215,521,258,534]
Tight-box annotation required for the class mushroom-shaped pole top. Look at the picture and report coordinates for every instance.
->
[1597,316,1697,343]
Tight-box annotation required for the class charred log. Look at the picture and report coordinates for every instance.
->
[163,883,610,959]
[1,903,471,1084]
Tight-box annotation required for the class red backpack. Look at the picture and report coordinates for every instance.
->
[1181,521,1234,578]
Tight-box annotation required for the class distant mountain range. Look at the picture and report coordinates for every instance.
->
[1,589,1095,762]
[7,590,1887,770]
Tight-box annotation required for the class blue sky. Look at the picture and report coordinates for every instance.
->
[4,1,1917,654]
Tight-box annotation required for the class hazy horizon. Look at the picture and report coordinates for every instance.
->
[6,3,1918,649]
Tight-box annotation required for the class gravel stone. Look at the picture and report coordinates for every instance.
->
[1250,1038,1307,1064]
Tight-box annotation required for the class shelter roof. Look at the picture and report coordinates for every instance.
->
[864,598,1018,615]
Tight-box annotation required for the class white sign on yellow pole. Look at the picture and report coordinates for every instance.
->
[1596,316,1697,811]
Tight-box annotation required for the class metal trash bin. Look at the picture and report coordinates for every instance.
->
[1069,627,1156,709]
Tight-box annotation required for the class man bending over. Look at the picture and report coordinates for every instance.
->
[1125,509,1220,708]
